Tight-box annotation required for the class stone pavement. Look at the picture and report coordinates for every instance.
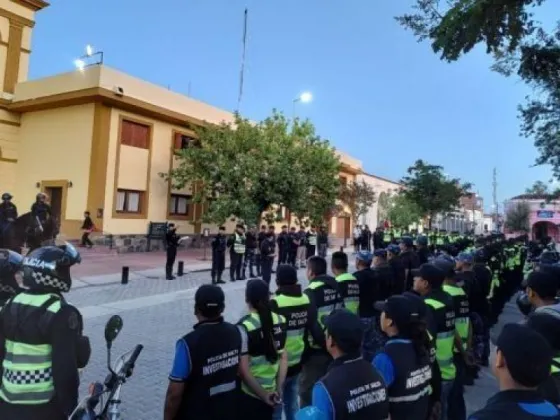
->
[68,260,522,419]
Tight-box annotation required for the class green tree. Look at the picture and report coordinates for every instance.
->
[505,201,531,232]
[525,180,550,195]
[401,160,471,229]
[162,112,340,226]
[386,193,424,229]
[339,180,376,225]
[396,1,560,177]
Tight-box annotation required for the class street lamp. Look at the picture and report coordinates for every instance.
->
[74,44,104,72]
[293,91,313,119]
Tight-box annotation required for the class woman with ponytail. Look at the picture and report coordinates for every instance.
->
[372,295,433,420]
[238,279,288,419]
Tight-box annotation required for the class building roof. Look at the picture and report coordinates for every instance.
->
[509,193,560,201]
[361,171,401,186]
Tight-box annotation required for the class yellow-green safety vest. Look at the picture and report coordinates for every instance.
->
[335,272,359,315]
[308,234,317,246]
[270,294,309,367]
[425,298,456,381]
[552,356,560,375]
[233,233,246,254]
[240,312,285,397]
[442,284,470,350]
[0,293,62,405]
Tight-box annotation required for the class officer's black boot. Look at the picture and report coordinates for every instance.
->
[216,273,226,284]
[211,274,216,284]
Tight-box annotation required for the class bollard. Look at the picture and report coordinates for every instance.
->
[178,261,184,277]
[340,246,343,252]
[121,266,129,285]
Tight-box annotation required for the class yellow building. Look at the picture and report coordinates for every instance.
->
[0,1,363,250]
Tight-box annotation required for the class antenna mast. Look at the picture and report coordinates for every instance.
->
[492,167,498,229]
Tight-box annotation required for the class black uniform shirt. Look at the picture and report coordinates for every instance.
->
[165,230,180,248]
[260,238,275,259]
[0,202,17,223]
[211,234,227,253]
[468,390,560,419]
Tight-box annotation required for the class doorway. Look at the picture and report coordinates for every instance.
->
[45,187,63,220]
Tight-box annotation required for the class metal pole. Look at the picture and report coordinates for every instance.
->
[121,267,129,285]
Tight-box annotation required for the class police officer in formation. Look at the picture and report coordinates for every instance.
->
[0,249,22,308]
[331,251,360,315]
[31,192,52,229]
[0,243,90,420]
[260,230,276,286]
[164,284,244,419]
[210,226,227,284]
[270,265,323,420]
[244,226,258,278]
[277,225,290,265]
[228,224,246,281]
[0,193,18,251]
[165,223,180,280]
[305,226,317,259]
[238,279,287,419]
[256,225,267,277]
[312,309,390,419]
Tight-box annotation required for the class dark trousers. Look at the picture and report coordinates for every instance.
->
[243,248,257,277]
[0,400,66,420]
[448,354,467,420]
[255,252,262,275]
[81,231,93,247]
[306,245,316,259]
[299,351,331,408]
[238,391,273,420]
[261,257,273,286]
[211,251,225,282]
[230,252,244,280]
[166,246,177,278]
[287,247,297,266]
[279,247,288,264]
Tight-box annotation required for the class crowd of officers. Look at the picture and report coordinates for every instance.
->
[163,228,560,420]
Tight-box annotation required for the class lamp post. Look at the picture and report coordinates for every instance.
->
[292,91,313,119]
[74,44,104,71]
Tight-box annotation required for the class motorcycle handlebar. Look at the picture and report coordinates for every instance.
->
[123,344,143,372]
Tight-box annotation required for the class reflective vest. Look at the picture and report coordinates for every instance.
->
[436,236,444,246]
[0,292,62,405]
[442,284,470,350]
[233,233,246,254]
[240,312,286,397]
[306,277,344,349]
[308,233,317,246]
[425,297,456,381]
[335,273,359,315]
[552,356,560,375]
[271,294,310,368]
[394,229,402,240]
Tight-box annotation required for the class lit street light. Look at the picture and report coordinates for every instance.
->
[293,91,313,119]
[74,44,104,72]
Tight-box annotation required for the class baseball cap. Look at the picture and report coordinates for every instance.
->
[400,237,414,247]
[195,284,225,317]
[374,295,420,330]
[356,250,373,263]
[322,309,363,353]
[387,244,400,255]
[276,264,298,286]
[527,313,560,350]
[402,291,428,319]
[433,256,455,278]
[456,252,473,264]
[417,236,428,246]
[411,264,445,288]
[525,271,558,299]
[496,323,552,387]
[373,249,387,259]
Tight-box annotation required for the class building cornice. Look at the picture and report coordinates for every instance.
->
[11,0,49,12]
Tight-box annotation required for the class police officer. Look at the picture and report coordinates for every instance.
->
[300,256,344,407]
[165,223,180,280]
[256,225,267,277]
[238,279,287,419]
[260,230,276,286]
[277,226,290,265]
[163,284,244,420]
[270,265,323,420]
[0,193,18,250]
[0,249,22,308]
[312,309,390,419]
[228,224,246,282]
[0,243,90,420]
[31,192,51,228]
[468,324,560,419]
[211,226,227,284]
[412,263,457,420]
[306,226,317,259]
[243,226,258,279]
[387,244,406,295]
[331,251,360,315]
[372,296,432,420]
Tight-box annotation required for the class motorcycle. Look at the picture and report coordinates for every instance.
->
[69,315,144,420]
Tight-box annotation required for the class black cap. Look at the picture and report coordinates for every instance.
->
[195,285,225,317]
[402,291,428,320]
[276,264,298,286]
[400,236,414,247]
[322,309,363,353]
[496,323,552,387]
[527,313,560,350]
[411,264,445,288]
[525,271,558,300]
[374,296,420,330]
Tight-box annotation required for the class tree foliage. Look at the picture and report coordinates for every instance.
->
[397,1,560,177]
[525,180,550,195]
[339,180,376,224]
[505,201,531,232]
[161,112,341,226]
[401,160,471,228]
[386,193,424,229]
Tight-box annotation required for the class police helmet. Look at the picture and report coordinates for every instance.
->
[1,192,12,201]
[516,292,533,317]
[0,249,23,295]
[36,192,47,200]
[21,242,81,292]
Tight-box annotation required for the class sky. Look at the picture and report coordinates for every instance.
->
[28,0,559,211]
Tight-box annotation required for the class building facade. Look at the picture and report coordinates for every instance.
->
[357,172,402,229]
[505,194,560,241]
